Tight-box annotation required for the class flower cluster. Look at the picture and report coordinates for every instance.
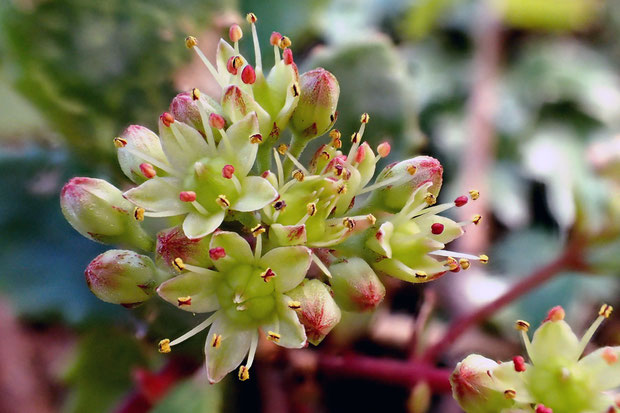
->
[451,305,620,413]
[60,13,487,383]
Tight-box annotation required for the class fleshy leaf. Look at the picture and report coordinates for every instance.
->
[157,270,221,313]
[260,246,311,292]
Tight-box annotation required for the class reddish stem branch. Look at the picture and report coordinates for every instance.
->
[317,354,452,393]
[421,239,585,362]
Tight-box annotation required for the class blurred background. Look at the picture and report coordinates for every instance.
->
[2,0,620,412]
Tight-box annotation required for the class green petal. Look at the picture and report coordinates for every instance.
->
[260,246,311,292]
[205,313,253,384]
[366,222,394,258]
[578,346,620,390]
[415,214,464,245]
[123,177,188,214]
[530,320,580,366]
[372,256,446,283]
[159,119,210,170]
[221,87,272,147]
[222,112,260,176]
[209,231,254,271]
[215,39,235,78]
[233,176,278,212]
[157,270,220,313]
[492,362,534,403]
[183,211,225,240]
[269,224,307,246]
[261,295,306,348]
[310,214,375,247]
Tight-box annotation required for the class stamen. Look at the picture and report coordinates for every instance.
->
[186,37,225,87]
[267,331,281,342]
[415,271,428,280]
[515,320,534,359]
[357,174,406,195]
[459,258,470,270]
[246,13,262,71]
[469,190,480,200]
[254,233,262,259]
[377,142,391,158]
[503,390,516,400]
[307,202,317,216]
[343,217,355,230]
[513,355,527,372]
[182,263,213,275]
[143,210,184,218]
[288,301,301,310]
[279,36,291,49]
[168,312,218,347]
[173,257,185,272]
[479,254,489,264]
[424,193,437,205]
[124,145,178,175]
[216,194,231,208]
[273,149,284,188]
[431,223,444,235]
[191,88,201,100]
[241,65,256,84]
[367,214,376,225]
[260,268,276,282]
[179,191,197,203]
[330,130,342,148]
[158,339,171,353]
[113,137,127,148]
[251,224,266,237]
[139,162,157,179]
[170,123,192,152]
[454,196,468,207]
[191,201,209,215]
[292,169,305,182]
[311,253,332,278]
[250,133,263,144]
[229,24,243,43]
[134,207,145,221]
[177,296,192,306]
[211,333,222,348]
[278,144,289,155]
[246,332,259,369]
[578,304,613,356]
[238,365,250,381]
[472,214,482,225]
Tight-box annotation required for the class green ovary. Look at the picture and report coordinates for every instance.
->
[527,364,595,413]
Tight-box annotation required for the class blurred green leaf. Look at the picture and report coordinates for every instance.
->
[151,374,223,413]
[495,0,600,32]
[62,327,148,413]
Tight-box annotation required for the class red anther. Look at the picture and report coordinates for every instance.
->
[222,164,235,179]
[283,48,293,65]
[535,405,553,413]
[160,112,175,127]
[513,355,527,372]
[454,195,468,207]
[431,223,444,235]
[209,113,226,129]
[543,306,565,323]
[140,163,157,179]
[227,56,239,75]
[261,170,270,178]
[229,24,243,42]
[241,65,256,84]
[355,144,367,163]
[209,247,226,260]
[270,31,283,46]
[179,191,196,203]
[377,142,391,157]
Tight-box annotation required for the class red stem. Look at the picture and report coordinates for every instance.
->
[318,354,452,393]
[421,239,584,362]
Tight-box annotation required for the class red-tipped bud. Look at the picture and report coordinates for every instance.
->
[377,142,391,157]
[454,196,468,207]
[513,355,527,372]
[222,165,235,179]
[241,65,256,84]
[179,191,197,203]
[535,405,553,413]
[209,113,226,130]
[139,163,157,179]
[160,112,174,127]
[355,143,368,163]
[229,24,243,42]
[431,223,444,235]
[330,258,386,312]
[544,306,565,323]
[270,31,283,46]
[209,247,226,261]
[283,48,294,65]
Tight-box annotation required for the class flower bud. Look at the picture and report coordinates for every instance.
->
[169,91,222,134]
[329,258,386,312]
[286,279,341,345]
[116,125,169,184]
[85,249,158,307]
[60,177,152,250]
[368,156,443,213]
[155,227,213,270]
[229,24,243,42]
[289,68,339,140]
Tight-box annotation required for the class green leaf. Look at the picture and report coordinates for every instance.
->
[151,374,223,413]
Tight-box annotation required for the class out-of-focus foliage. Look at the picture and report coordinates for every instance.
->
[151,375,223,413]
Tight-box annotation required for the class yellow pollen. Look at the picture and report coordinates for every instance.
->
[447,257,459,271]
[472,214,482,225]
[415,271,428,280]
[158,339,171,353]
[211,333,222,348]
[331,138,342,149]
[459,258,470,270]
[250,133,263,144]
[321,151,331,160]
[133,207,145,221]
[292,169,305,182]
[307,203,317,216]
[279,36,291,49]
[260,268,276,282]
[351,132,360,143]
[177,296,191,306]
[479,254,489,264]
[360,113,370,123]
[113,137,127,148]
[173,257,185,272]
[185,36,198,48]
[424,193,436,205]
[504,389,516,399]
[329,129,341,141]
[515,320,530,332]
[251,224,266,237]
[267,331,281,342]
[469,190,480,200]
[599,304,613,319]
[232,56,243,70]
[337,184,347,194]
[246,13,257,23]
[216,194,231,208]
[191,88,201,100]
[366,214,376,225]
[277,144,288,155]
[407,165,417,175]
[288,300,301,310]
[238,365,250,381]
[343,218,356,230]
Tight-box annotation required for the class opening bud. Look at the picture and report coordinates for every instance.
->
[330,258,386,312]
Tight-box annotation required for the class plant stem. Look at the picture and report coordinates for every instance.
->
[257,144,272,173]
[317,354,452,392]
[282,134,307,178]
[420,238,585,362]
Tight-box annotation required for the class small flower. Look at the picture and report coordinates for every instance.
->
[115,125,171,184]
[60,177,153,250]
[155,226,213,270]
[85,250,160,307]
[156,231,311,383]
[329,257,386,312]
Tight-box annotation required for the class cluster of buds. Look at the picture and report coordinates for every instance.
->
[451,305,620,413]
[60,14,486,383]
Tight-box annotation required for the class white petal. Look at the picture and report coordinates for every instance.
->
[205,313,253,383]
[183,211,225,239]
